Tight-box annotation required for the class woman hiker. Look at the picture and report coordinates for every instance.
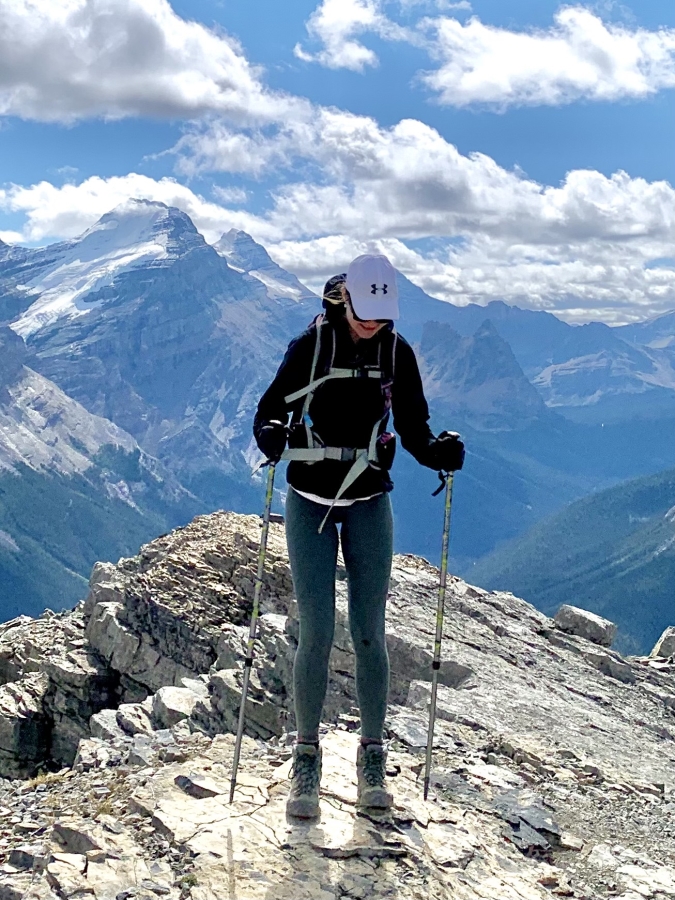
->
[253,253,464,818]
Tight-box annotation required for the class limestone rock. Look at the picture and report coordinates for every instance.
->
[554,604,617,647]
[4,509,675,900]
[116,701,154,736]
[651,626,675,659]
[90,708,129,743]
[151,687,201,729]
[0,673,50,777]
[583,650,636,684]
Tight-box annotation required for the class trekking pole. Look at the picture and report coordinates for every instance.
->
[423,470,454,801]
[229,461,276,803]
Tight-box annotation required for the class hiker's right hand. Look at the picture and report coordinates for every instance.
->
[257,420,287,462]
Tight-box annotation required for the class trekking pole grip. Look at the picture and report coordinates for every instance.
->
[423,471,454,800]
[229,462,277,803]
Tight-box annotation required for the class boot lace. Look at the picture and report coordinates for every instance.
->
[362,746,386,787]
[290,751,320,795]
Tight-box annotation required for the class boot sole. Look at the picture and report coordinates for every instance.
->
[357,791,393,810]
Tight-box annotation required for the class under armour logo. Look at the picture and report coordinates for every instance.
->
[371,284,388,295]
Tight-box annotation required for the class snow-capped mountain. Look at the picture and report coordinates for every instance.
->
[4,201,317,511]
[214,229,316,306]
[12,200,203,339]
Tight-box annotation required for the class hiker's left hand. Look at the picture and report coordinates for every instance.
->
[428,431,465,472]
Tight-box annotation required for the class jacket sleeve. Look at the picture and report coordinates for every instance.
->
[253,329,315,447]
[391,335,437,467]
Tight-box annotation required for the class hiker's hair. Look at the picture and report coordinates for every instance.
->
[323,283,346,306]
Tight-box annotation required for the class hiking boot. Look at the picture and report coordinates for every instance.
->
[356,742,393,809]
[286,743,322,818]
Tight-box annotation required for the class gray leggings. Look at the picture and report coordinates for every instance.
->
[285,487,394,743]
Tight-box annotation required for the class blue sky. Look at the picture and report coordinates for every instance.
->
[1,0,674,324]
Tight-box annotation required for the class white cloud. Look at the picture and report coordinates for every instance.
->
[268,232,675,325]
[212,185,249,205]
[172,122,301,177]
[0,174,274,244]
[177,110,675,245]
[2,94,675,322]
[294,0,414,72]
[0,230,24,244]
[0,0,300,123]
[422,6,675,107]
[173,108,675,322]
[2,157,674,323]
[295,2,675,107]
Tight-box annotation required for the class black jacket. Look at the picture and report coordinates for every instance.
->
[254,312,437,501]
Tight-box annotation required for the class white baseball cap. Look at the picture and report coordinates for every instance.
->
[345,254,399,321]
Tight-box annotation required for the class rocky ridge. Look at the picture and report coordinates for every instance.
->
[0,513,675,897]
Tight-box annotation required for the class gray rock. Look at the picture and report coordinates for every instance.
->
[204,668,286,739]
[650,626,675,659]
[583,650,636,684]
[386,711,429,748]
[73,737,127,771]
[90,709,129,743]
[0,673,50,777]
[52,822,102,854]
[554,604,617,647]
[116,703,154,737]
[128,735,157,768]
[173,773,224,799]
[8,844,48,872]
[151,687,200,729]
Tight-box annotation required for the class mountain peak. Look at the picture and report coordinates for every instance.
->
[419,319,550,430]
[9,201,206,338]
[215,229,275,271]
[214,229,315,304]
[81,199,200,249]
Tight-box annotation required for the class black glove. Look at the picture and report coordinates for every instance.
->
[257,420,287,462]
[426,431,465,472]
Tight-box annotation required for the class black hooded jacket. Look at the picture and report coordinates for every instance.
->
[254,309,437,501]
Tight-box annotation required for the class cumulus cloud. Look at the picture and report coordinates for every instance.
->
[294,2,675,108]
[268,232,675,325]
[294,0,414,71]
[2,86,675,322]
[176,110,675,245]
[2,157,674,322]
[0,173,275,244]
[421,6,675,107]
[171,108,675,322]
[0,0,301,122]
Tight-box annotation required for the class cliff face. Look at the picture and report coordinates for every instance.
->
[0,511,675,899]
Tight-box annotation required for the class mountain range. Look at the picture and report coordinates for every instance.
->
[470,466,675,653]
[1,198,674,647]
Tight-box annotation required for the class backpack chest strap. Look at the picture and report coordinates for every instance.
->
[284,367,382,405]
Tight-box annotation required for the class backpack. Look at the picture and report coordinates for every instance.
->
[281,314,397,531]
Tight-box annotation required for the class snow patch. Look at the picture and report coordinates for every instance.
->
[0,530,20,553]
[249,269,303,300]
[11,200,176,338]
